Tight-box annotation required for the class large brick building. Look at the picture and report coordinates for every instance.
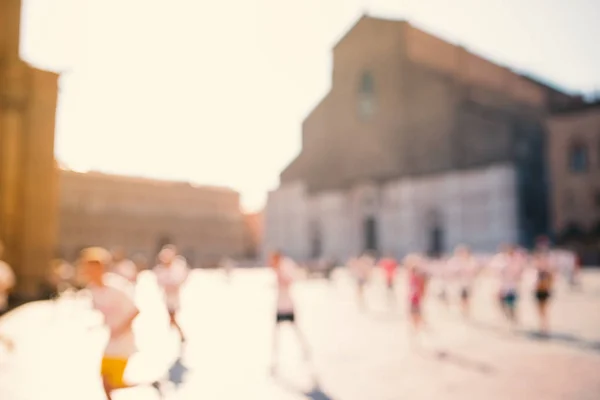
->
[0,0,60,295]
[547,101,600,262]
[58,169,247,267]
[264,15,580,262]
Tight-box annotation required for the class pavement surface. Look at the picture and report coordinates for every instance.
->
[1,267,600,400]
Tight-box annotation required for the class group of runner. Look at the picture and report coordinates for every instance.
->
[348,239,579,337]
[0,243,189,400]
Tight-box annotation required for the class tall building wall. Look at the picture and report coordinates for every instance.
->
[0,0,59,295]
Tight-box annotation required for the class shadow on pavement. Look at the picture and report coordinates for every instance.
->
[273,374,336,400]
[418,347,495,374]
[519,330,600,353]
[168,356,188,388]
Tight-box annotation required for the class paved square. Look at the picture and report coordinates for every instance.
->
[1,268,599,399]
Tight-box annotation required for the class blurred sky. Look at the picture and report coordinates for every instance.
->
[20,0,600,212]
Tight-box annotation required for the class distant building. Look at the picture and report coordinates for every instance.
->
[265,15,580,262]
[0,0,60,296]
[547,101,600,262]
[243,212,263,259]
[58,169,246,267]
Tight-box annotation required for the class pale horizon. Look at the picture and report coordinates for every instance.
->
[20,0,600,213]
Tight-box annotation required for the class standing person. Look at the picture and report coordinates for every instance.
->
[269,251,310,374]
[0,241,15,317]
[448,245,480,318]
[220,257,236,281]
[154,245,189,344]
[78,247,159,400]
[111,247,138,284]
[533,248,556,335]
[351,252,375,310]
[492,245,526,325]
[405,254,428,342]
[379,256,398,307]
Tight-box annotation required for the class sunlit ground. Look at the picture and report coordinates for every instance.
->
[1,268,600,400]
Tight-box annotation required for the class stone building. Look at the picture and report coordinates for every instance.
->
[547,101,600,262]
[242,212,263,259]
[0,0,60,295]
[264,15,579,262]
[58,169,246,267]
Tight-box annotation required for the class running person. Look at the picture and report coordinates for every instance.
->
[533,249,555,334]
[405,254,428,339]
[492,245,526,325]
[351,252,374,310]
[154,245,189,344]
[78,247,153,400]
[379,256,398,306]
[270,251,310,373]
[448,245,480,318]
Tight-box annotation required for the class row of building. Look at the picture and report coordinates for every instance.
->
[57,168,259,268]
[1,0,262,296]
[264,15,600,264]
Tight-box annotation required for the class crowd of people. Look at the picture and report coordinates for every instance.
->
[0,237,583,399]
[347,238,580,341]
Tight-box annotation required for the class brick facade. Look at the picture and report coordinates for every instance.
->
[58,169,246,267]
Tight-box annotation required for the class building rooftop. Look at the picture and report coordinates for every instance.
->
[551,100,600,116]
[59,167,237,194]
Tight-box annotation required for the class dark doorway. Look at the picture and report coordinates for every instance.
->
[428,226,444,257]
[311,223,322,259]
[364,217,378,253]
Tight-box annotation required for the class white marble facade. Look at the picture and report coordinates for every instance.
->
[263,164,519,262]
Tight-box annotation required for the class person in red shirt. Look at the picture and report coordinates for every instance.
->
[379,256,398,306]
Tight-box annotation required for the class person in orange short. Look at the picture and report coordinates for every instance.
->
[78,247,158,399]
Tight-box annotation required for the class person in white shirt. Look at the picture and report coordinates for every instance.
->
[110,247,138,283]
[269,250,310,374]
[153,245,189,343]
[0,241,15,316]
[350,252,375,310]
[491,245,527,324]
[447,245,481,318]
[78,246,147,400]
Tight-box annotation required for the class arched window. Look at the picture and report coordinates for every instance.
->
[358,71,376,120]
[568,142,588,172]
[359,71,375,95]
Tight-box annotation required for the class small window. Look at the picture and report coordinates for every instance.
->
[359,71,375,95]
[358,71,376,120]
[568,143,588,172]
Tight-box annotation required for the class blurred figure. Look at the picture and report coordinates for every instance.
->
[0,241,15,316]
[269,250,310,374]
[350,252,375,310]
[532,248,556,334]
[492,245,526,325]
[111,247,138,283]
[220,257,236,281]
[434,256,452,308]
[154,245,189,343]
[40,259,75,300]
[448,245,480,318]
[78,247,149,400]
[379,256,398,307]
[405,254,429,340]
[131,253,149,272]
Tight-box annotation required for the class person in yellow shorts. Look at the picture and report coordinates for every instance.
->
[79,247,150,399]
